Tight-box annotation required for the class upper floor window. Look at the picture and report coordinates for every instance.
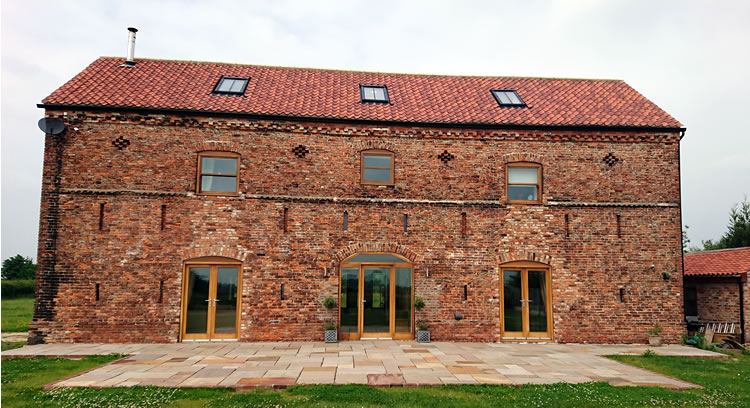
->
[360,85,389,103]
[361,150,394,185]
[491,89,525,107]
[197,152,240,195]
[214,77,249,95]
[507,162,541,203]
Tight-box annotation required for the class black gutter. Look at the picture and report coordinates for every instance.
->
[37,103,687,134]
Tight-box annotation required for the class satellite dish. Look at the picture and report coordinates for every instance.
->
[37,117,66,135]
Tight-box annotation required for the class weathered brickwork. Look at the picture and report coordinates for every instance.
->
[30,109,685,344]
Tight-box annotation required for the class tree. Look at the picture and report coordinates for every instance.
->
[682,225,691,253]
[700,195,750,250]
[1,255,36,280]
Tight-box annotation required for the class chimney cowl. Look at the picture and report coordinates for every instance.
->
[123,27,138,67]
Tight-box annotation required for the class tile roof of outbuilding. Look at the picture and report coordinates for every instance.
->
[41,57,684,129]
[684,247,750,277]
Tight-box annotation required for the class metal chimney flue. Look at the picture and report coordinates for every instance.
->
[124,27,138,67]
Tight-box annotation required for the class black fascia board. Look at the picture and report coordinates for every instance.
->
[36,103,686,133]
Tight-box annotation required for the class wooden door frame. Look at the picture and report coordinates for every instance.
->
[499,261,553,341]
[179,257,242,342]
[339,253,414,340]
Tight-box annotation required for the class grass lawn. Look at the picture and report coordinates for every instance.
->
[2,341,27,351]
[1,351,748,407]
[1,296,34,332]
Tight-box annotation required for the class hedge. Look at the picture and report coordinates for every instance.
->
[1,280,35,298]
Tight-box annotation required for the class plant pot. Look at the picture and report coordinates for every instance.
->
[648,335,662,347]
[325,329,338,343]
[417,330,431,343]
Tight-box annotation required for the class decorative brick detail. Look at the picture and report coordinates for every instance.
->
[497,250,553,266]
[112,136,130,150]
[501,152,544,164]
[358,139,397,153]
[603,153,619,167]
[291,145,309,158]
[197,140,241,153]
[180,247,250,262]
[437,150,455,164]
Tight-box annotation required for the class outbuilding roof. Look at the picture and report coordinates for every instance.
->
[41,57,684,129]
[684,247,750,277]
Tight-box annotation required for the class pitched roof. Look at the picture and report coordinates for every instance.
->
[41,57,684,129]
[684,247,750,277]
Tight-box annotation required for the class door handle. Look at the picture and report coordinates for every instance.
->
[362,299,367,303]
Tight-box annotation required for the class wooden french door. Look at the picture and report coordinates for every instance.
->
[340,254,413,340]
[500,262,553,340]
[181,262,241,341]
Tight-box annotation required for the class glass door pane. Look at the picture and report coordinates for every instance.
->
[527,270,548,333]
[503,270,523,333]
[394,268,412,333]
[340,268,359,333]
[363,267,390,333]
[185,267,210,334]
[213,267,239,334]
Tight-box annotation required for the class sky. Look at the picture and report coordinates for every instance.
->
[2,0,749,261]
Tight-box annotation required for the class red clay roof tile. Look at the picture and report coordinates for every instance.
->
[42,57,684,129]
[684,247,750,277]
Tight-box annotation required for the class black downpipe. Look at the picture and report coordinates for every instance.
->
[739,276,746,344]
[677,136,688,329]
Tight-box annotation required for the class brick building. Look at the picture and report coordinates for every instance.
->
[683,247,749,343]
[31,54,686,344]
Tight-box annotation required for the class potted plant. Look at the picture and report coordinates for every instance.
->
[323,296,337,343]
[416,320,430,343]
[414,297,430,343]
[647,323,663,346]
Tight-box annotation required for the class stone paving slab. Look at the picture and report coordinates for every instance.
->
[5,341,721,389]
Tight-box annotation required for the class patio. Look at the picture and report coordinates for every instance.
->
[2,341,723,389]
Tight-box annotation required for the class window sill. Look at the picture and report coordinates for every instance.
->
[197,191,241,197]
[507,200,542,205]
[361,182,395,187]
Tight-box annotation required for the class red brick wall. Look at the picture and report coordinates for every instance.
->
[687,279,741,323]
[30,110,685,344]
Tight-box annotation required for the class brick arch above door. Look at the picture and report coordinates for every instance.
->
[333,242,420,264]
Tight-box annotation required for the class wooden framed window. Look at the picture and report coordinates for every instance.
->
[361,150,394,185]
[197,151,240,195]
[506,162,541,203]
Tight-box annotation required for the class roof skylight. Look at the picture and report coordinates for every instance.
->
[360,85,389,103]
[214,76,249,95]
[491,89,525,107]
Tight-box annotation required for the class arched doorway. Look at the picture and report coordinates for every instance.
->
[180,256,242,341]
[340,253,413,340]
[499,261,553,340]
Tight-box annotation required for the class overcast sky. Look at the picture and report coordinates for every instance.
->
[2,0,749,261]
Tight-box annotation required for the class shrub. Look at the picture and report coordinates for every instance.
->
[414,297,425,310]
[323,320,336,331]
[417,320,429,331]
[322,296,336,309]
[1,279,35,298]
